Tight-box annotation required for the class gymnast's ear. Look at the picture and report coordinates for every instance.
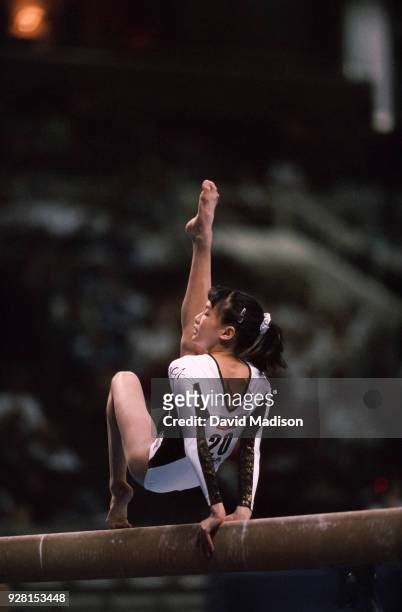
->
[219,324,236,342]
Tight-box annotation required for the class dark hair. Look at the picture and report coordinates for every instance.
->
[208,284,287,375]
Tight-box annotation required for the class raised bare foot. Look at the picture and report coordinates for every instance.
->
[185,179,219,244]
[106,481,133,529]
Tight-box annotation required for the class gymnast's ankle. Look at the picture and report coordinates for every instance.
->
[109,480,133,502]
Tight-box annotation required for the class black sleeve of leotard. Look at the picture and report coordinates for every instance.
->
[238,438,257,509]
[194,433,223,506]
[238,384,271,512]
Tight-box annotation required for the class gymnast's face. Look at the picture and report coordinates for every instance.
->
[192,300,235,349]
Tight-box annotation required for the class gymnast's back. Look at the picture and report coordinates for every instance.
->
[167,353,272,464]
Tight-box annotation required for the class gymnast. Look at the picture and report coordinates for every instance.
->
[105,180,287,557]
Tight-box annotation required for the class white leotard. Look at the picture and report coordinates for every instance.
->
[143,353,272,511]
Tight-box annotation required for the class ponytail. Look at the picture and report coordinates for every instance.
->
[238,321,287,376]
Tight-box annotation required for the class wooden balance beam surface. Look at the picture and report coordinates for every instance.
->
[0,507,401,582]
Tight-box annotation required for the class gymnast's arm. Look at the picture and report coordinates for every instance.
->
[226,396,269,522]
[168,362,226,556]
[236,432,262,518]
[168,365,225,516]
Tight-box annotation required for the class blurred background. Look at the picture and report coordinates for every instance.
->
[0,0,402,609]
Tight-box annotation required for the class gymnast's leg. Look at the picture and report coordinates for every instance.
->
[180,179,219,351]
[105,371,157,529]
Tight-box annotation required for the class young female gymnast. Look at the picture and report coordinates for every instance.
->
[105,179,286,557]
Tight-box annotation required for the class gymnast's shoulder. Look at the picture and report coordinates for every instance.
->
[168,353,210,379]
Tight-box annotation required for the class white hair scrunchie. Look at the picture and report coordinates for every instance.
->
[259,312,271,335]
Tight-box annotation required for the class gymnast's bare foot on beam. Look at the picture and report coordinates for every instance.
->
[185,179,219,246]
[105,481,133,529]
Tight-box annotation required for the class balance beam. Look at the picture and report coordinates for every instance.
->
[1,507,401,582]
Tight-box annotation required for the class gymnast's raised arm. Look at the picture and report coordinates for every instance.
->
[180,180,219,357]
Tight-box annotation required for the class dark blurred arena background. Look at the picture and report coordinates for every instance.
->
[0,1,402,610]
